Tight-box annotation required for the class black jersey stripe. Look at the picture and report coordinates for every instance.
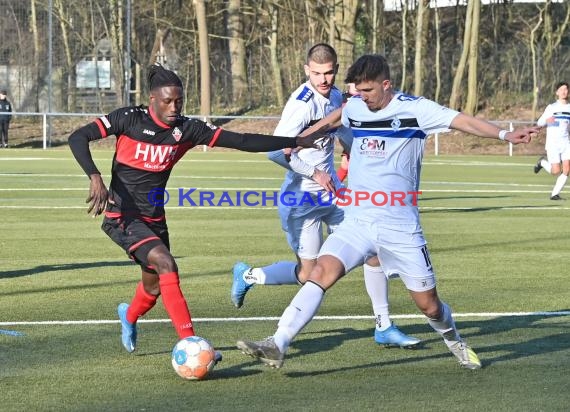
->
[348,117,419,129]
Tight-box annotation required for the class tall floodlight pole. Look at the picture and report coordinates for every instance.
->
[124,0,131,105]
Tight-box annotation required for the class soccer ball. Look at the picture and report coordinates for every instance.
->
[171,336,216,380]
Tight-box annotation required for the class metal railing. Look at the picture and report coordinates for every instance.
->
[7,112,537,155]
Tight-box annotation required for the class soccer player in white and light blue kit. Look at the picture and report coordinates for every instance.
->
[237,54,540,369]
[533,81,570,200]
[231,44,420,348]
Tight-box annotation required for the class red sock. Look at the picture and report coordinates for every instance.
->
[126,282,158,324]
[337,166,348,182]
[159,272,195,339]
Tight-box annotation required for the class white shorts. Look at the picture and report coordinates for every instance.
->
[546,141,570,164]
[318,216,436,292]
[279,201,344,260]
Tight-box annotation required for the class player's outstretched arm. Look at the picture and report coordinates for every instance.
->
[450,113,540,145]
[213,127,328,152]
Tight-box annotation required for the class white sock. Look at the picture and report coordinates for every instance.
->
[249,261,297,285]
[427,301,461,348]
[540,159,552,173]
[551,174,568,197]
[363,263,391,331]
[273,281,325,353]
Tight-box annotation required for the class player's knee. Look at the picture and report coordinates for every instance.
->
[423,305,441,320]
[412,291,440,318]
[147,249,177,274]
[308,256,344,289]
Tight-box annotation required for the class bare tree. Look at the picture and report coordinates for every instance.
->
[434,4,442,102]
[53,0,77,111]
[193,0,211,116]
[529,5,545,119]
[413,0,429,96]
[400,0,408,92]
[109,0,126,106]
[268,1,284,106]
[371,0,385,53]
[227,0,249,108]
[464,0,480,115]
[331,0,358,81]
[449,0,475,110]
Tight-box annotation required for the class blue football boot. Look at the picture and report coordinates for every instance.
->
[374,324,421,349]
[118,303,137,353]
[231,262,254,308]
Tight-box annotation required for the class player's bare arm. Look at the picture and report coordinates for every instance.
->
[450,113,540,144]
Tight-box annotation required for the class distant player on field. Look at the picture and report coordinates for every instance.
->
[68,63,323,357]
[533,81,570,200]
[237,54,539,369]
[230,44,420,348]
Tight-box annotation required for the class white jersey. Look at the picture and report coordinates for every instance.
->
[537,101,570,150]
[341,92,459,225]
[274,81,344,195]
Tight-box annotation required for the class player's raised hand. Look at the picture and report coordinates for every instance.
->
[86,174,113,217]
[504,126,541,145]
[295,125,331,149]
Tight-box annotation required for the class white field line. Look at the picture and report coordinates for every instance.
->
[0,188,555,193]
[1,311,568,326]
[0,157,540,168]
[2,206,570,211]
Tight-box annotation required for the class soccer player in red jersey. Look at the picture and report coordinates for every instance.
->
[69,64,322,357]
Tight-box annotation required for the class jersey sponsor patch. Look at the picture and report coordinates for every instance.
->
[296,86,314,102]
[357,137,388,158]
[115,135,184,171]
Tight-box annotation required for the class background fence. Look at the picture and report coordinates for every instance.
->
[5,111,541,156]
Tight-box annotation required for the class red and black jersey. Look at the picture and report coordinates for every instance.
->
[69,105,299,219]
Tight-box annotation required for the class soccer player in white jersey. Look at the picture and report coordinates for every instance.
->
[231,44,420,348]
[237,54,539,370]
[533,81,570,200]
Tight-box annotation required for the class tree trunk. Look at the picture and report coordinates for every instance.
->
[434,5,442,102]
[530,7,544,119]
[449,0,474,110]
[371,0,385,53]
[30,0,41,112]
[110,0,126,107]
[332,0,358,82]
[193,0,211,117]
[54,0,76,112]
[464,0,480,115]
[413,0,429,96]
[400,0,408,92]
[269,2,284,107]
[227,0,249,108]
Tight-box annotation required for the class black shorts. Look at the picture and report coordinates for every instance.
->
[102,216,170,273]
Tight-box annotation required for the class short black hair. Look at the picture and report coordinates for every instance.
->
[555,81,569,90]
[148,63,183,91]
[345,54,390,85]
[306,43,337,65]
[0,90,7,95]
